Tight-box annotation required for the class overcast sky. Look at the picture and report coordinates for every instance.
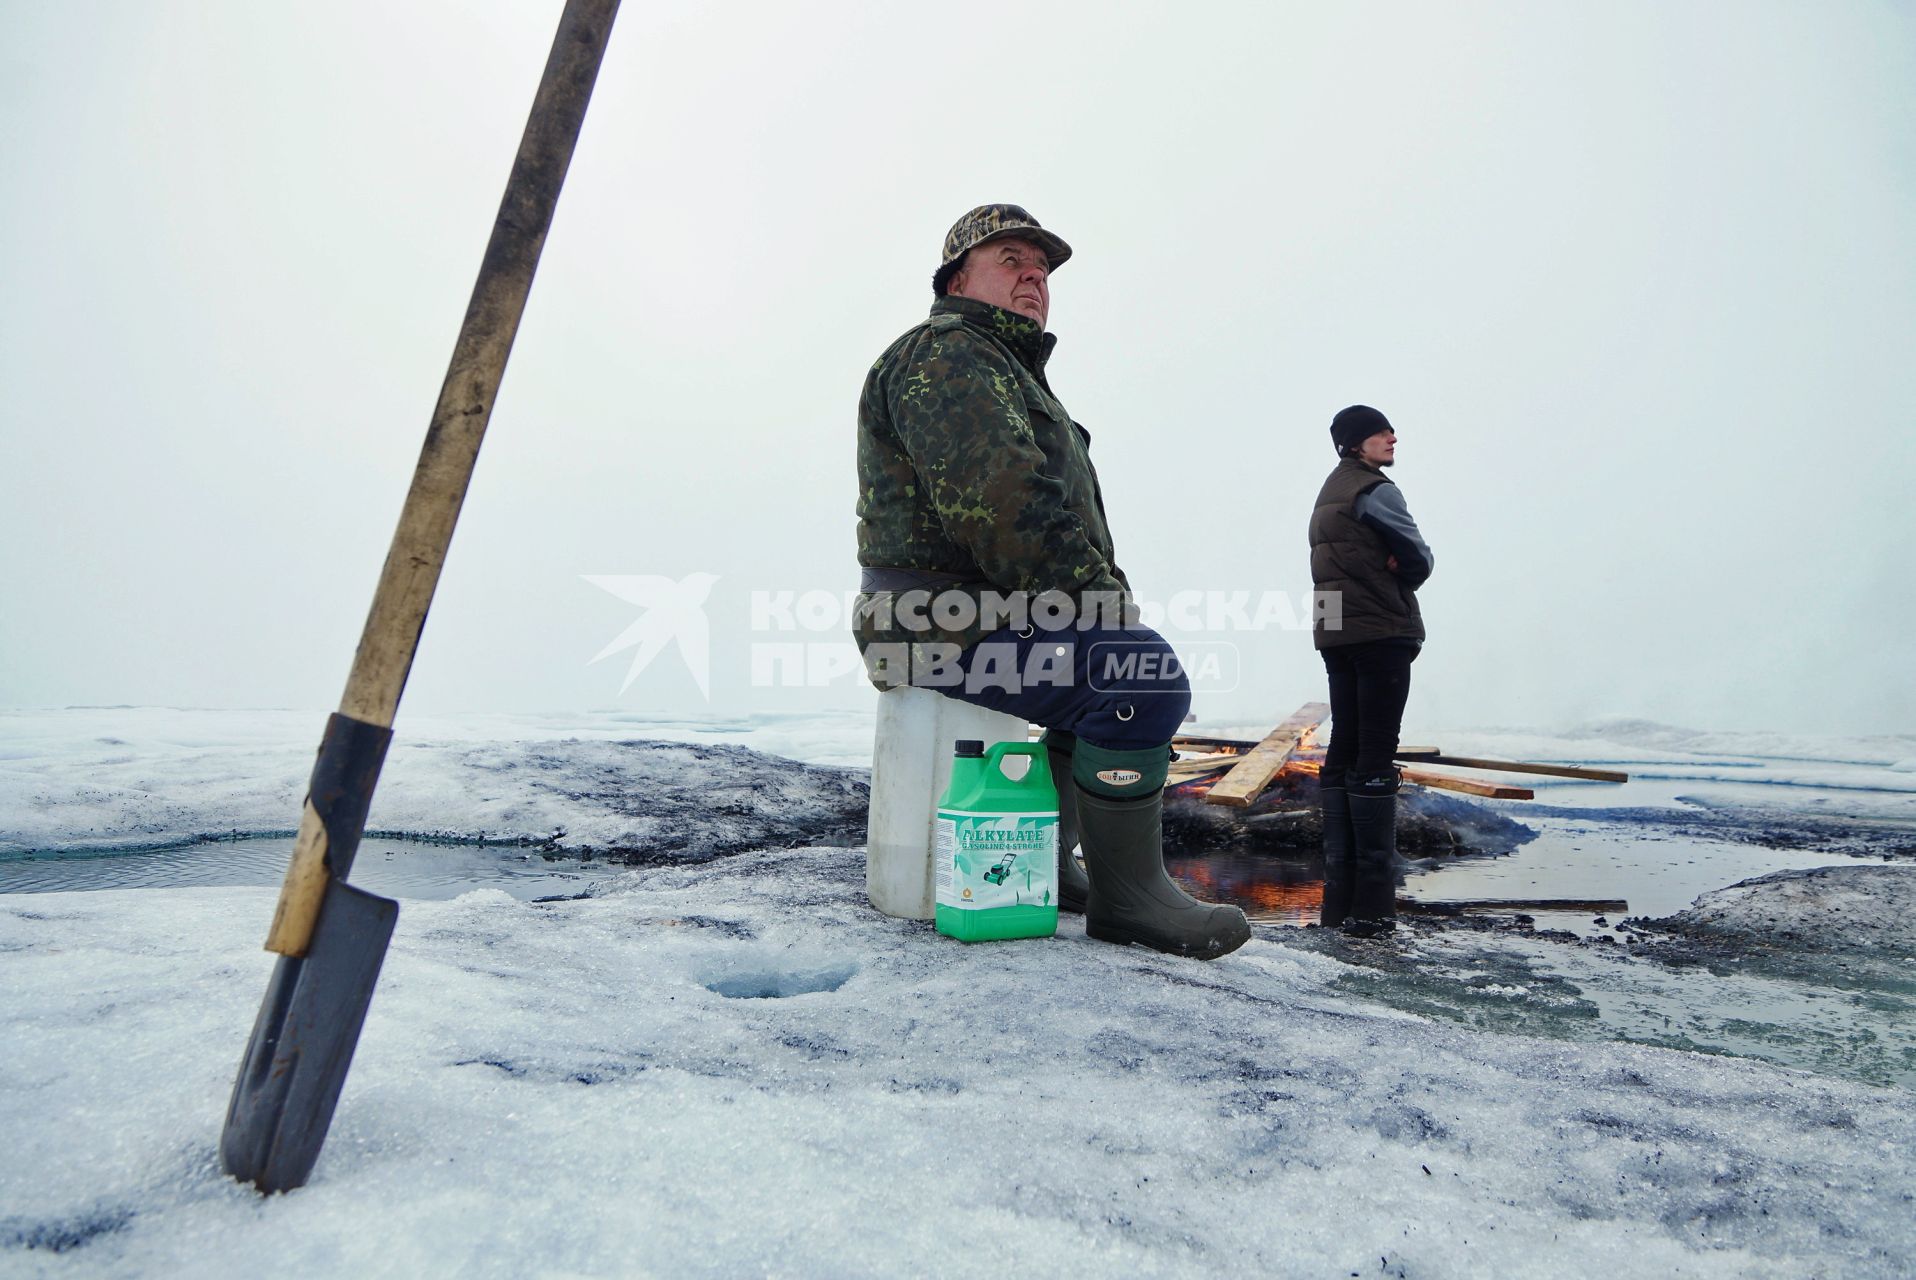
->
[3,0,1912,736]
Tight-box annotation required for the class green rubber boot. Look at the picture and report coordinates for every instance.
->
[1075,787,1252,961]
[1043,730,1090,914]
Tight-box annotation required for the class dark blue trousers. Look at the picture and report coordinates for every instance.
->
[916,621,1191,751]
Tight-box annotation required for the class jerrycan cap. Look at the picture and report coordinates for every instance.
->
[952,739,985,757]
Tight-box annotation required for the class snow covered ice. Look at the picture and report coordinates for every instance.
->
[8,853,1916,1277]
[3,709,1914,1277]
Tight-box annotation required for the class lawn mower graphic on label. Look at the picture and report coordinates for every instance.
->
[982,852,1020,886]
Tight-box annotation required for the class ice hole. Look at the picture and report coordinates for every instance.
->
[704,963,857,1000]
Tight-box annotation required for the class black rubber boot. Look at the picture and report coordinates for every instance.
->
[1075,786,1252,960]
[1318,775,1354,928]
[1044,732,1089,914]
[1345,781,1399,937]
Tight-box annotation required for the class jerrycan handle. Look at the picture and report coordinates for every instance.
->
[982,739,1052,788]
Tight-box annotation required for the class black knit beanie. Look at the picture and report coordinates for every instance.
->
[1330,405,1393,455]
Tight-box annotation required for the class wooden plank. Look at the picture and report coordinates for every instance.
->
[1171,733,1254,751]
[1291,746,1440,760]
[1282,756,1531,799]
[1396,765,1533,799]
[1425,755,1629,783]
[1400,897,1629,915]
[1169,752,1240,768]
[1202,703,1329,807]
[1167,756,1242,778]
[1175,733,1440,760]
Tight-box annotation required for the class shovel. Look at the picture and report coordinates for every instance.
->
[220,0,622,1194]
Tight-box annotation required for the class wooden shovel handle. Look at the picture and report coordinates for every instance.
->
[264,802,331,956]
[263,0,621,954]
[341,0,621,730]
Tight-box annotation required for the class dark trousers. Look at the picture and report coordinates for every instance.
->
[1320,639,1419,791]
[926,621,1191,752]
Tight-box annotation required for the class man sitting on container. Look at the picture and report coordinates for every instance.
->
[852,204,1250,961]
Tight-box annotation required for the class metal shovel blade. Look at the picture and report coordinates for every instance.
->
[220,877,399,1193]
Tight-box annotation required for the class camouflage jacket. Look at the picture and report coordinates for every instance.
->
[854,296,1130,679]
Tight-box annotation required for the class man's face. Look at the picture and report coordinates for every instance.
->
[1358,429,1396,468]
[947,237,1051,327]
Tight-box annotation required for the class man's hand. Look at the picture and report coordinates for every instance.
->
[1386,554,1400,573]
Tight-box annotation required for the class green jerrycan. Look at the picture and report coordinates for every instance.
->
[933,739,1060,943]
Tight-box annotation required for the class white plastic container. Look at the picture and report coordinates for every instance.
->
[865,686,1028,920]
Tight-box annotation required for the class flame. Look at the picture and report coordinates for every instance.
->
[1169,773,1221,799]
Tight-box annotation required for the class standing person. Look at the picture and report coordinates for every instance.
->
[1309,405,1435,935]
[852,203,1250,961]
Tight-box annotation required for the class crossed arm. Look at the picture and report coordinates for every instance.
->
[1355,483,1435,587]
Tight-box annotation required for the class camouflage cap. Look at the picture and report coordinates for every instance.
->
[934,204,1072,291]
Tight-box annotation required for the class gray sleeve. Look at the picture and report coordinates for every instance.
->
[1354,483,1434,586]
